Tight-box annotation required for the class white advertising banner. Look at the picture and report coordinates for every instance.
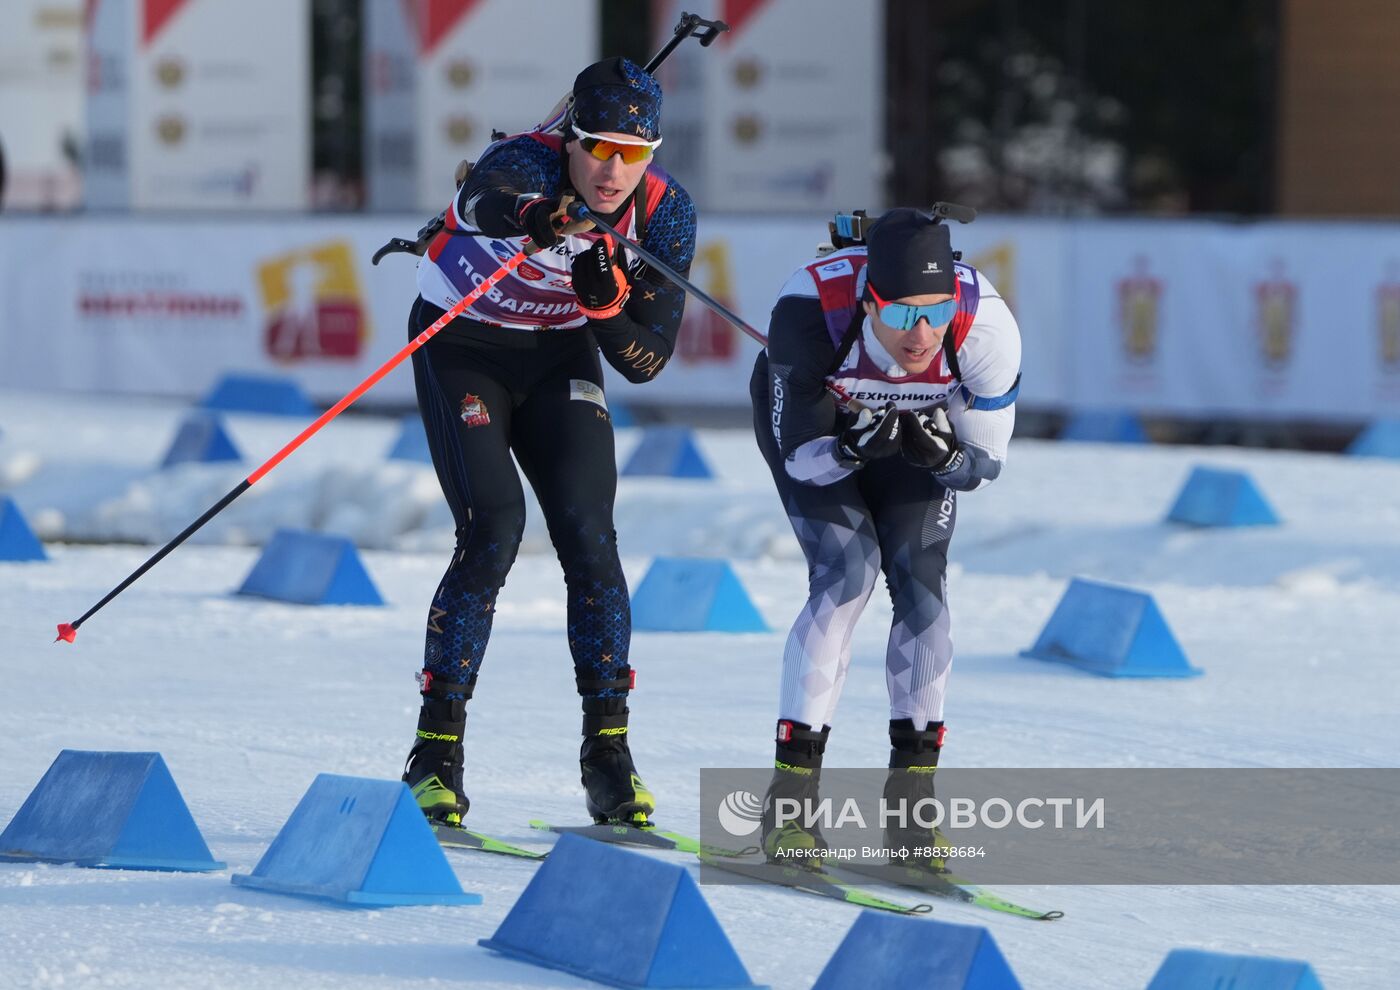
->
[365,0,598,213]
[0,217,392,402]
[83,0,133,208]
[652,0,881,213]
[84,0,311,210]
[364,0,419,211]
[0,1,84,210]
[3,214,1400,421]
[1065,221,1400,418]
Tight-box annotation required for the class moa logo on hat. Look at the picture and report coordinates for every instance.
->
[571,57,663,142]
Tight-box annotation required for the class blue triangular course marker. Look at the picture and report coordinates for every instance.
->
[1165,465,1280,527]
[386,414,432,463]
[631,557,768,633]
[0,495,47,562]
[480,833,762,989]
[159,411,242,469]
[1147,948,1325,990]
[1020,578,1201,678]
[200,373,316,416]
[813,911,1022,990]
[1060,410,1148,443]
[231,774,478,907]
[1347,419,1400,458]
[621,426,714,478]
[235,528,384,606]
[609,401,636,428]
[0,750,223,871]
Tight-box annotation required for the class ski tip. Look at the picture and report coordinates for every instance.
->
[55,622,77,644]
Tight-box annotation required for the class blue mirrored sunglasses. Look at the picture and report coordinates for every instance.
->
[867,281,958,330]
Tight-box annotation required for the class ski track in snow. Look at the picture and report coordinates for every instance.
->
[2,388,1398,989]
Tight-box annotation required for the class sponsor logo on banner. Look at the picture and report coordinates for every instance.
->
[445,116,475,144]
[1254,262,1297,371]
[732,115,762,144]
[155,57,185,89]
[446,59,475,88]
[970,243,1015,313]
[256,241,369,361]
[676,242,738,364]
[76,271,244,327]
[733,59,762,88]
[1117,257,1162,366]
[155,115,187,146]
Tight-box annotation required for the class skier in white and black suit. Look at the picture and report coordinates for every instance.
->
[748,207,1022,866]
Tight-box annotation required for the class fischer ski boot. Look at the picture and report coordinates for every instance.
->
[579,683,656,826]
[760,720,831,867]
[401,669,474,827]
[882,718,952,874]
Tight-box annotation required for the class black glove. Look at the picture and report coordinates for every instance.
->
[514,192,594,249]
[836,402,902,466]
[899,407,961,472]
[515,194,563,247]
[571,238,631,318]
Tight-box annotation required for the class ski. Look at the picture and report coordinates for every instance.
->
[528,819,754,858]
[697,852,933,916]
[831,861,1064,921]
[433,824,547,860]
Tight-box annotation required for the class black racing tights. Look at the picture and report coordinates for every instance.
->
[408,296,631,702]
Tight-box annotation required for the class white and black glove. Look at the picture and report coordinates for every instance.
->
[836,401,902,466]
[899,408,963,473]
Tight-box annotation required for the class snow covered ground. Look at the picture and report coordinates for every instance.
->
[1,385,1398,989]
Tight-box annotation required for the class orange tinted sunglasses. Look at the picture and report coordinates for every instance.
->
[573,125,663,165]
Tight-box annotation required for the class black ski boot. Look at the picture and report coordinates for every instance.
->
[401,669,474,827]
[882,718,951,873]
[578,674,655,825]
[760,719,831,866]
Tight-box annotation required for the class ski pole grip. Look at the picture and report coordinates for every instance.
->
[565,201,592,222]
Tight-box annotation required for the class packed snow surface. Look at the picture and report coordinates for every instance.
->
[2,387,1398,989]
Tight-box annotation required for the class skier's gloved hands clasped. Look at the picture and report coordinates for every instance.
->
[899,407,962,474]
[836,401,902,467]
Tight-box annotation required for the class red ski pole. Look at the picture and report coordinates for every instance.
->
[55,242,538,644]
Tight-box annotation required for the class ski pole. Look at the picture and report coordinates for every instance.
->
[565,203,867,411]
[55,242,541,645]
[644,12,729,73]
[530,12,729,137]
[566,202,767,348]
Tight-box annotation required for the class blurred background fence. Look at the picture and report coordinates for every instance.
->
[2,0,1398,443]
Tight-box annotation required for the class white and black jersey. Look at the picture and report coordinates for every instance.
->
[761,248,1020,492]
[748,246,1021,732]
